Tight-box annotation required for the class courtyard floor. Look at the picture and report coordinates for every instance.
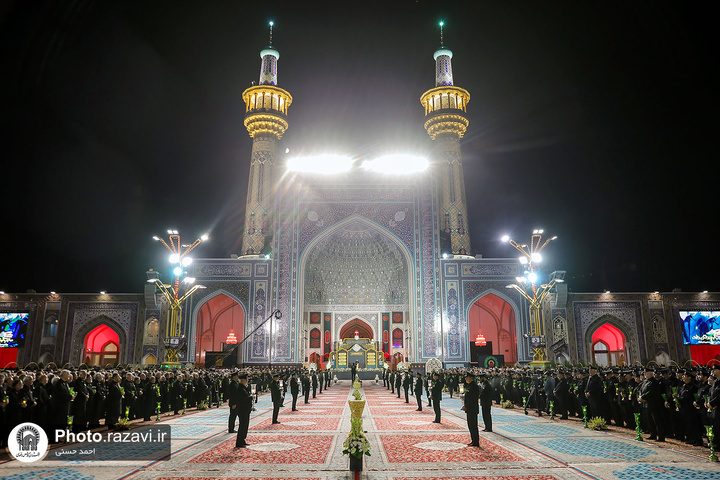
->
[2,382,720,480]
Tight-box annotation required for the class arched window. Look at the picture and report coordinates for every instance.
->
[392,328,403,348]
[591,323,627,366]
[144,318,159,344]
[309,328,322,349]
[553,317,566,342]
[43,316,57,338]
[83,324,120,366]
[652,316,668,343]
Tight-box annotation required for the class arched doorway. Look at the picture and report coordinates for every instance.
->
[142,353,157,365]
[468,293,517,365]
[591,323,627,366]
[339,318,374,340]
[195,294,245,365]
[83,324,120,367]
[309,352,322,368]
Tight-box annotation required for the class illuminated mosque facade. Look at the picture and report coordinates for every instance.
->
[2,29,719,370]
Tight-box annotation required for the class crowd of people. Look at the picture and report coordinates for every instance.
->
[3,362,719,454]
[383,363,720,449]
[0,364,315,447]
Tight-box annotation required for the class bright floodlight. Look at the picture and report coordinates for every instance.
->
[527,272,538,283]
[269,21,274,26]
[183,277,196,284]
[501,235,510,243]
[201,233,209,242]
[287,154,354,174]
[169,253,180,264]
[173,266,183,276]
[363,154,429,174]
[531,252,542,263]
[152,236,160,241]
[100,291,106,294]
[181,257,193,267]
[515,276,526,283]
[518,256,528,265]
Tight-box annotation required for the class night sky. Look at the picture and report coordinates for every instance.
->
[1,1,716,295]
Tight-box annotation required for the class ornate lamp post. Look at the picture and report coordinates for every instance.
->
[149,230,209,365]
[502,230,562,368]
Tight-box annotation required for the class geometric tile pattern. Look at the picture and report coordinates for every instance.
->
[188,435,333,464]
[380,433,523,463]
[170,426,218,438]
[489,414,537,423]
[496,424,578,436]
[0,470,95,480]
[394,476,561,480]
[538,438,657,461]
[613,464,720,480]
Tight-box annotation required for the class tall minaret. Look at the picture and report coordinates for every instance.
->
[420,22,471,256]
[241,22,293,255]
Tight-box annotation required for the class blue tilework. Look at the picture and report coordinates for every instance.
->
[488,413,536,423]
[170,425,216,437]
[614,464,720,480]
[1,469,93,480]
[539,438,657,460]
[497,423,578,436]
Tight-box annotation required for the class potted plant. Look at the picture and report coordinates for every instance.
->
[342,416,371,472]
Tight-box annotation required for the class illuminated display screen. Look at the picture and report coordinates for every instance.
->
[680,311,720,345]
[0,313,29,348]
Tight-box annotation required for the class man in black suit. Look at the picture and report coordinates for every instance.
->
[403,372,412,403]
[415,372,424,411]
[585,365,603,419]
[271,374,283,424]
[638,367,666,441]
[431,372,444,423]
[396,370,403,398]
[51,370,75,443]
[425,375,432,407]
[462,371,480,447]
[318,369,324,394]
[235,374,254,448]
[351,362,357,383]
[553,370,570,419]
[311,371,318,398]
[302,372,311,404]
[227,372,241,433]
[478,372,494,432]
[390,370,395,393]
[105,373,122,430]
[290,372,300,411]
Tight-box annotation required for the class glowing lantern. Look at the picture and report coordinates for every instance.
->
[226,330,238,344]
[474,329,487,347]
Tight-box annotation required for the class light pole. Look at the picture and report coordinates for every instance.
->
[149,230,209,365]
[501,230,562,367]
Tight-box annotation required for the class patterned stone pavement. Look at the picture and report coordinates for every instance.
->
[2,382,720,480]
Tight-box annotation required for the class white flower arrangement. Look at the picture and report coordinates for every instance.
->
[342,417,371,459]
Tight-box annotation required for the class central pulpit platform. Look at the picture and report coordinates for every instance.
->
[334,337,382,369]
